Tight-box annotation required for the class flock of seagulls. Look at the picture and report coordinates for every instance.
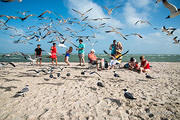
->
[0,0,179,53]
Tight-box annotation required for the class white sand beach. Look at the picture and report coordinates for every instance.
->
[0,62,180,120]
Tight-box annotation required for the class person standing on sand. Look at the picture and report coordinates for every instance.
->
[139,56,150,73]
[64,46,73,66]
[50,43,58,66]
[77,39,85,66]
[109,40,117,57]
[35,44,42,66]
[116,41,123,55]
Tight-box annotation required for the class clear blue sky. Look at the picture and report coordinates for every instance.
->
[0,0,180,54]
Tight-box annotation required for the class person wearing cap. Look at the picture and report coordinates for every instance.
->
[35,44,42,66]
[88,49,104,71]
[77,39,85,66]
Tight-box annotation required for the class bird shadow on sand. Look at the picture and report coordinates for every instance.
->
[104,97,122,107]
[109,79,125,83]
[37,82,64,86]
[0,85,17,92]
[14,72,40,77]
[67,66,90,70]
[2,78,21,82]
[138,79,148,82]
[66,78,85,82]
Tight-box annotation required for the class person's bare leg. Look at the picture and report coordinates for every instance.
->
[82,55,85,66]
[65,57,70,65]
[55,58,57,66]
[40,59,42,66]
[79,55,82,66]
[52,58,54,65]
[36,60,38,65]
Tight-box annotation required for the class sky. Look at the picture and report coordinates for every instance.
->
[0,0,180,54]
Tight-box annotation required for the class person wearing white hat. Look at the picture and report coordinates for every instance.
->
[88,49,104,70]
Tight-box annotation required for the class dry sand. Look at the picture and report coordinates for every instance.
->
[0,62,180,120]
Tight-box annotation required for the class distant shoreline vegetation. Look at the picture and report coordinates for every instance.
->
[0,54,180,62]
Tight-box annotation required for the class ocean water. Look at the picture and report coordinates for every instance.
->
[0,54,180,62]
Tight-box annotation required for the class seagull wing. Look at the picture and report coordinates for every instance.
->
[8,62,16,67]
[162,0,178,14]
[115,31,127,40]
[84,8,93,15]
[173,36,178,43]
[72,9,83,16]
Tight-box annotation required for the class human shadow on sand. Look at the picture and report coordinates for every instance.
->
[0,85,17,92]
[37,82,64,86]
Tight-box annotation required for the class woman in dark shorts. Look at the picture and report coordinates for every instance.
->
[35,44,42,66]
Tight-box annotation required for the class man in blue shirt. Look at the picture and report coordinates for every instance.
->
[77,39,85,66]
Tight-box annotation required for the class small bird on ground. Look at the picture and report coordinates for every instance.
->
[113,71,120,77]
[13,85,29,97]
[145,74,155,79]
[97,82,104,87]
[57,73,60,77]
[123,89,136,100]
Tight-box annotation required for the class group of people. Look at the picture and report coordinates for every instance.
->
[34,39,85,66]
[34,39,150,74]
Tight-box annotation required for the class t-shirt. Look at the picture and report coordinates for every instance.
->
[35,48,42,56]
[78,43,85,54]
[111,44,116,55]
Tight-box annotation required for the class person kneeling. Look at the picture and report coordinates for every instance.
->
[139,56,150,73]
[88,49,104,71]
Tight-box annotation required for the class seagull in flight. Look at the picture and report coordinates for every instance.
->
[161,26,176,36]
[0,62,16,68]
[173,36,180,44]
[0,15,19,24]
[125,33,143,39]
[72,8,93,17]
[104,5,122,15]
[38,10,51,18]
[105,26,127,40]
[134,20,152,26]
[162,0,180,18]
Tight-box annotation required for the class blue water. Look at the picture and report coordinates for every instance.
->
[0,54,180,62]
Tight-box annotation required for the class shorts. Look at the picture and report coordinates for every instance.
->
[78,54,84,58]
[36,55,42,60]
[50,53,57,59]
[91,61,97,65]
[65,53,70,57]
[124,63,129,68]
[110,60,120,66]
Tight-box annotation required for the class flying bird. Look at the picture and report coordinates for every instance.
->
[90,71,101,77]
[173,36,180,44]
[134,20,152,26]
[105,27,127,40]
[125,33,143,39]
[38,10,51,18]
[162,0,180,18]
[104,5,121,15]
[0,62,16,68]
[161,26,176,36]
[18,14,34,21]
[72,8,93,17]
[0,15,18,24]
